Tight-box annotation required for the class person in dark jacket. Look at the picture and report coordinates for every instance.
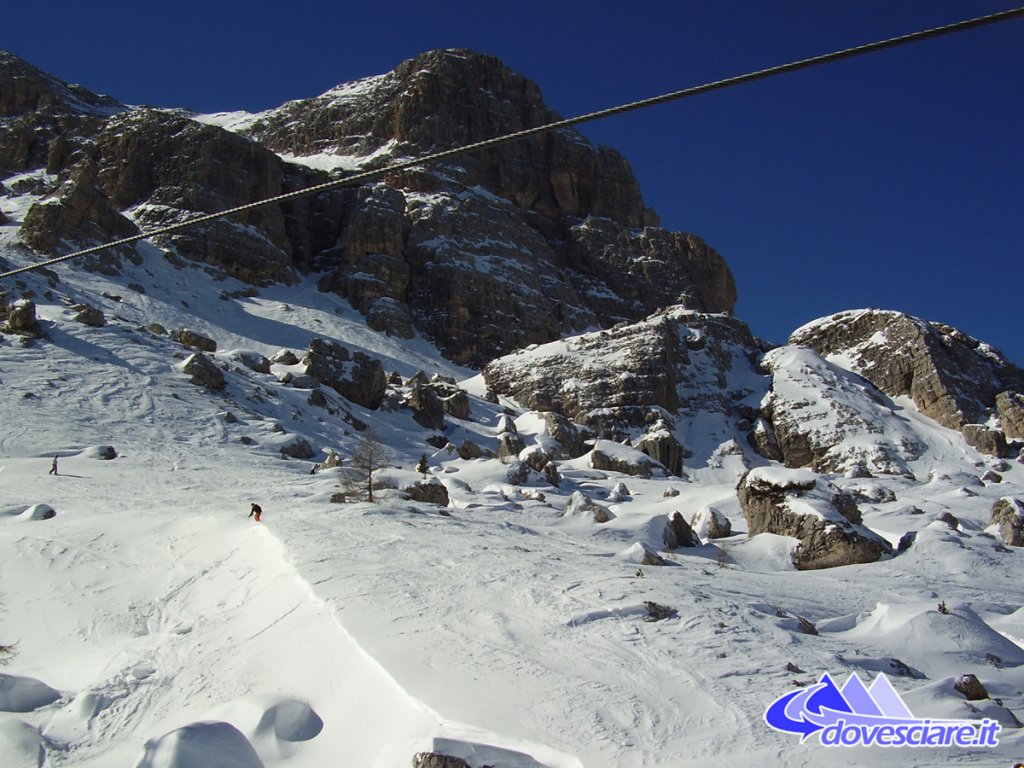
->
[248,503,262,522]
[49,455,58,475]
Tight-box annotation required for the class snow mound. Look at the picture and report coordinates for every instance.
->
[821,602,1024,676]
[254,699,323,742]
[0,673,61,712]
[20,504,56,521]
[0,719,45,768]
[0,504,55,521]
[719,533,797,572]
[78,445,117,460]
[136,721,264,768]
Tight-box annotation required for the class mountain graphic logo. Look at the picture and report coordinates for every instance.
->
[764,673,1000,748]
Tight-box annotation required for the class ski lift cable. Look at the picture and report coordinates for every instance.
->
[2,6,1022,281]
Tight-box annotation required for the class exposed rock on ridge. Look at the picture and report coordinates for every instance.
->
[753,345,925,475]
[790,310,1024,446]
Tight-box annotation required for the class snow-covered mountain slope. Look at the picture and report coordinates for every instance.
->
[2,248,1023,767]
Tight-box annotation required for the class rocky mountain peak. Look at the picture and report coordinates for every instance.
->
[243,47,657,230]
[4,50,736,366]
[0,51,123,118]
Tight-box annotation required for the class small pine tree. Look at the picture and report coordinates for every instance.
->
[416,454,429,478]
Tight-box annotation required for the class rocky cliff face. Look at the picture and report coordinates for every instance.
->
[2,48,736,366]
[0,51,122,177]
[483,307,769,473]
[790,310,1024,454]
[753,345,925,476]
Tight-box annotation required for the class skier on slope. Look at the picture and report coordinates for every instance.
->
[248,502,262,522]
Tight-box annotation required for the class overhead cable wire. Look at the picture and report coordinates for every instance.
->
[2,5,1022,280]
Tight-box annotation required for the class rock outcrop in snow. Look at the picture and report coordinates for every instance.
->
[753,345,924,475]
[737,467,891,570]
[991,497,1024,546]
[483,307,766,472]
[790,309,1024,449]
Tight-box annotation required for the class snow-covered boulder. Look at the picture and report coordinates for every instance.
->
[990,497,1024,546]
[519,444,550,471]
[302,338,386,409]
[404,480,449,506]
[563,490,614,524]
[171,327,217,352]
[72,302,105,327]
[737,467,890,570]
[664,511,699,548]
[80,445,117,460]
[180,353,225,390]
[540,411,585,459]
[691,506,732,541]
[270,348,299,366]
[636,421,685,477]
[608,481,630,502]
[227,350,271,374]
[590,440,663,479]
[279,437,314,460]
[3,299,42,336]
[456,439,485,460]
[497,432,525,461]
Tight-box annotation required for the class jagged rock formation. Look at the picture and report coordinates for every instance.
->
[0,51,122,176]
[790,310,1024,448]
[2,48,736,367]
[301,338,387,409]
[753,345,925,475]
[483,307,767,470]
[737,468,891,570]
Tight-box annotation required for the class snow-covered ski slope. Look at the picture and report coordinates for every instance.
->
[1,238,1023,767]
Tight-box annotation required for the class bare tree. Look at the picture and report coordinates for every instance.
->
[341,434,393,503]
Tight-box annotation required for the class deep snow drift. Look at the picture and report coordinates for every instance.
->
[1,232,1023,767]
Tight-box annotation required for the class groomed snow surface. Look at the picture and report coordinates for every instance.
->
[1,246,1023,767]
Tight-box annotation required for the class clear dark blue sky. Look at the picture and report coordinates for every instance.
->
[5,1,1023,364]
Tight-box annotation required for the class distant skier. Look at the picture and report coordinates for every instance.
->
[248,502,262,522]
[48,455,58,475]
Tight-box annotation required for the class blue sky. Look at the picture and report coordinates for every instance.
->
[5,1,1023,364]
